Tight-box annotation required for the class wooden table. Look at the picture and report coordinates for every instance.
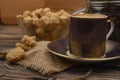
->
[0,24,120,80]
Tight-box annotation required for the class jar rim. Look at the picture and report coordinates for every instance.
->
[87,1,120,4]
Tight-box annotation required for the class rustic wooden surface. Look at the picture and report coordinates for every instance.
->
[0,24,120,80]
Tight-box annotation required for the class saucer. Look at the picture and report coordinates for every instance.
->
[47,38,120,63]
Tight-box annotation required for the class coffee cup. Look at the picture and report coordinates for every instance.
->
[69,13,114,58]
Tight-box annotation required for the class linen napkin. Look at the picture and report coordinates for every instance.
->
[18,41,74,75]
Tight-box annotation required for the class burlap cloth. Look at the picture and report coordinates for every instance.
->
[18,41,74,75]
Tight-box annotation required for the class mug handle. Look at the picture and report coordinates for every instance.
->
[106,20,115,40]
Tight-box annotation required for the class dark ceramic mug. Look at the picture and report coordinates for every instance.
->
[69,14,114,58]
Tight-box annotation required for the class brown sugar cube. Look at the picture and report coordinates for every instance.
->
[22,35,36,47]
[23,16,33,25]
[34,8,43,18]
[43,8,51,13]
[16,43,32,51]
[6,47,26,62]
[40,8,51,16]
[46,12,60,24]
[56,10,65,16]
[23,11,32,18]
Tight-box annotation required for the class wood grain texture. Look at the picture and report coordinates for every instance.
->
[0,25,24,51]
[0,24,120,80]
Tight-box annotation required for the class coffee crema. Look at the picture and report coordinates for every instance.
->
[72,14,107,19]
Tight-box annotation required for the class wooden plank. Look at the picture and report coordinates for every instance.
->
[0,25,23,51]
[0,25,22,31]
[0,60,49,80]
[0,25,24,40]
[0,40,21,44]
[0,34,23,39]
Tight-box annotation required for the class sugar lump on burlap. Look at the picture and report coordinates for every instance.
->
[18,41,74,75]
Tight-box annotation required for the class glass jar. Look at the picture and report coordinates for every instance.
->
[86,0,120,43]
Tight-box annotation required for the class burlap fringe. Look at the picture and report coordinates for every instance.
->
[18,41,73,75]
